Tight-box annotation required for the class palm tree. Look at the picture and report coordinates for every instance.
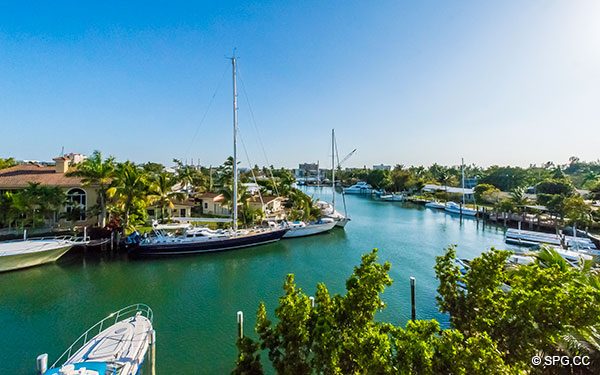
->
[11,183,65,228]
[148,172,186,222]
[68,150,115,228]
[107,162,150,233]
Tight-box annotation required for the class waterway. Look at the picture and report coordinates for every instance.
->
[0,187,514,374]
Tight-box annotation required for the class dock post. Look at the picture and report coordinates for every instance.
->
[410,277,416,321]
[36,353,48,374]
[83,226,87,241]
[23,229,27,240]
[309,296,315,308]
[110,231,114,252]
[150,329,156,375]
[237,311,244,339]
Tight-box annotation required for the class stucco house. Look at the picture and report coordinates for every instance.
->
[248,195,286,220]
[197,192,231,216]
[0,157,98,227]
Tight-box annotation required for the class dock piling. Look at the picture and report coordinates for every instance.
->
[237,311,244,339]
[410,277,416,321]
[36,353,48,374]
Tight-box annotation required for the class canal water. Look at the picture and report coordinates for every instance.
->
[0,187,511,374]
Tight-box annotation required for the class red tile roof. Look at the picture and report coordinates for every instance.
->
[197,192,224,201]
[0,164,84,188]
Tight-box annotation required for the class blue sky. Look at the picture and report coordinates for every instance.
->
[0,1,598,168]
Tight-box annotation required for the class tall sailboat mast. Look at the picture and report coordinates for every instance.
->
[232,55,239,232]
[332,129,336,210]
[461,157,465,207]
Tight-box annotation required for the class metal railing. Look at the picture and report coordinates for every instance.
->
[50,303,153,369]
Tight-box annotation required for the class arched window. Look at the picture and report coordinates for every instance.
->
[66,188,86,221]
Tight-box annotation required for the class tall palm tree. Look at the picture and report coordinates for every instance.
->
[107,162,150,233]
[148,172,186,222]
[11,183,65,228]
[68,150,115,228]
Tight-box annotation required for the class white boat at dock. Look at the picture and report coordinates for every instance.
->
[380,193,404,202]
[444,201,478,216]
[38,304,155,375]
[343,181,373,194]
[0,237,78,273]
[424,201,445,209]
[282,218,337,238]
[316,200,350,228]
[505,228,599,253]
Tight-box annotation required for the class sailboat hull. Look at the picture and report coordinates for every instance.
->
[129,228,288,257]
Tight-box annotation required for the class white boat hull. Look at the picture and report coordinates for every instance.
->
[444,207,478,216]
[283,221,337,238]
[0,241,73,272]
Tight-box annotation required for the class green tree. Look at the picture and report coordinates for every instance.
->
[148,172,185,221]
[107,162,150,233]
[435,246,600,369]
[67,150,115,227]
[234,250,511,374]
[0,157,16,170]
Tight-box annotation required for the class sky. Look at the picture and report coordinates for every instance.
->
[0,1,599,169]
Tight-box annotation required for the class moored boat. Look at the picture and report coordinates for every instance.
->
[0,237,76,273]
[37,304,155,375]
[282,218,336,238]
[444,201,478,216]
[380,193,404,202]
[343,181,373,194]
[127,55,289,257]
[424,200,445,209]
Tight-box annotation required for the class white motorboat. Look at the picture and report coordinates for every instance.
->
[380,193,404,202]
[0,238,75,273]
[282,218,337,238]
[444,201,478,216]
[425,201,445,209]
[343,181,373,194]
[38,304,155,375]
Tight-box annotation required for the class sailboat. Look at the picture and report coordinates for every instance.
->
[127,55,288,257]
[318,129,351,228]
[444,158,477,217]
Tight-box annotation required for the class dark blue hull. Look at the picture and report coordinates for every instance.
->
[128,228,288,257]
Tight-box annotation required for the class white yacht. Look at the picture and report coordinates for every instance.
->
[317,200,350,228]
[38,304,155,375]
[0,237,76,272]
[282,218,336,238]
[444,201,478,216]
[343,181,373,194]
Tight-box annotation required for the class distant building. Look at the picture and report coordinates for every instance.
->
[295,162,320,179]
[373,164,391,171]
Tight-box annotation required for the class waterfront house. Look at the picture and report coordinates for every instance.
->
[197,192,231,216]
[147,198,195,220]
[0,156,98,227]
[248,195,286,220]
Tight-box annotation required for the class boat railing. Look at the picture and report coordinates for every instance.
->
[50,303,153,369]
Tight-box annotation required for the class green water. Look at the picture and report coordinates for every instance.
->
[0,187,512,374]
